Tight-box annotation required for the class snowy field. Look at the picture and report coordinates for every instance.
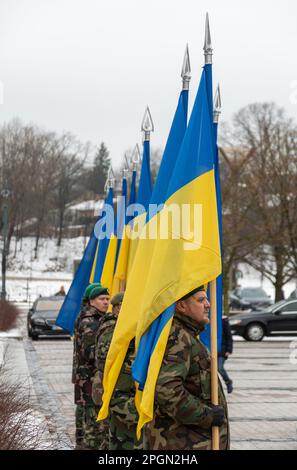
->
[0,237,296,303]
[1,237,86,302]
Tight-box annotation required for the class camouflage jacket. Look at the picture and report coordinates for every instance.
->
[93,312,136,415]
[92,312,117,406]
[72,304,104,405]
[93,313,138,427]
[146,312,230,450]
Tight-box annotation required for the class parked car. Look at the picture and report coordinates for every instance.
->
[288,288,297,300]
[229,299,297,341]
[229,286,273,311]
[27,296,68,340]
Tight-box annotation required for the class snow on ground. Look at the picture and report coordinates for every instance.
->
[6,236,86,276]
[1,237,296,302]
[1,237,87,301]
[0,329,22,339]
[5,279,72,303]
[68,199,103,214]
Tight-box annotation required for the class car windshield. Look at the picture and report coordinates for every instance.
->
[33,310,60,319]
[35,299,64,312]
[242,288,268,298]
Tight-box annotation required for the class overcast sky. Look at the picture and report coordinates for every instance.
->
[0,0,296,168]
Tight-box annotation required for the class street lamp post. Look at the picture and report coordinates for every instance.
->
[1,189,10,300]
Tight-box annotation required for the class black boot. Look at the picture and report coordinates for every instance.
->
[226,380,233,394]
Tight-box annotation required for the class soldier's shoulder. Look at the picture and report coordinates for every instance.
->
[98,313,117,331]
[77,313,100,336]
[78,314,94,328]
[170,317,193,344]
[96,314,116,341]
[165,318,193,357]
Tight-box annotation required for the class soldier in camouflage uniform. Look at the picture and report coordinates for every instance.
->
[72,283,110,450]
[146,286,230,450]
[93,292,142,450]
[72,287,95,449]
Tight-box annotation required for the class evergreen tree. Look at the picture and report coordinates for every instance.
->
[90,142,111,195]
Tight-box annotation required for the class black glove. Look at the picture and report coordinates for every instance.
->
[211,405,225,427]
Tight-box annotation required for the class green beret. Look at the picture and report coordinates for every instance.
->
[180,285,205,301]
[89,285,109,300]
[111,292,124,306]
[83,283,102,301]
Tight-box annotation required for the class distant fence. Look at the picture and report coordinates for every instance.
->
[2,278,71,304]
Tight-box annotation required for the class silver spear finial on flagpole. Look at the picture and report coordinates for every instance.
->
[105,165,115,192]
[181,44,191,91]
[141,106,154,141]
[122,154,130,179]
[204,12,213,65]
[131,143,140,171]
[213,84,222,123]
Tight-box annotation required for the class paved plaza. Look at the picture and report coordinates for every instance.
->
[1,305,296,450]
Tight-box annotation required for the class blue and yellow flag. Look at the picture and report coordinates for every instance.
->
[137,140,152,208]
[131,69,221,434]
[55,189,113,334]
[98,85,189,420]
[132,89,189,390]
[91,187,114,283]
[101,177,127,292]
[128,169,137,217]
[126,139,152,276]
[199,64,223,352]
[111,169,137,294]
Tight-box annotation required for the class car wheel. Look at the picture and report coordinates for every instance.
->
[31,332,39,341]
[244,323,265,341]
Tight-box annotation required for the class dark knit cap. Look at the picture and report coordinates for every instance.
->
[89,285,109,300]
[83,283,102,301]
[111,292,124,306]
[179,285,205,301]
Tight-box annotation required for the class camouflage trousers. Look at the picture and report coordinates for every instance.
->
[109,411,143,450]
[78,405,109,450]
[75,405,84,448]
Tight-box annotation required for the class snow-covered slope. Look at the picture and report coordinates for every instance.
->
[0,237,296,303]
[1,237,87,301]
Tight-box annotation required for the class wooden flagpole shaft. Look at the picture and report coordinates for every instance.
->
[210,278,219,450]
[119,280,126,292]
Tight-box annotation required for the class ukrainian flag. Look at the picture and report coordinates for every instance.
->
[98,83,189,421]
[132,88,189,390]
[111,168,137,294]
[199,66,223,352]
[128,168,137,218]
[99,69,221,432]
[126,138,152,276]
[55,188,113,334]
[132,69,221,434]
[101,177,127,292]
[91,187,114,283]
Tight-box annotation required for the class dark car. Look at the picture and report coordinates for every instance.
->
[288,288,297,300]
[229,286,273,311]
[229,299,297,341]
[27,296,68,340]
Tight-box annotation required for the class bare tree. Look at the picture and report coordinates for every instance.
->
[221,103,297,302]
[54,135,89,246]
[0,120,90,257]
[219,141,260,313]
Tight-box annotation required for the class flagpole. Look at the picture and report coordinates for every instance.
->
[210,278,219,450]
[204,13,220,451]
[120,155,130,294]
